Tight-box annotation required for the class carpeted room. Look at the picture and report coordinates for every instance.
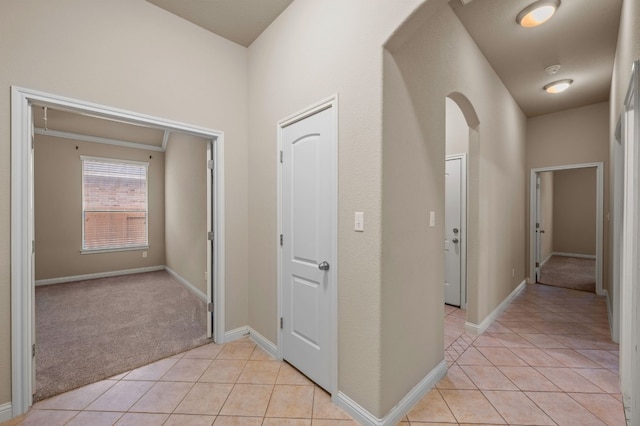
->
[32,106,213,401]
[535,167,598,293]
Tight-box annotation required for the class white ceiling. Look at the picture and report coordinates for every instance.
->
[148,0,622,118]
[145,0,294,47]
[451,0,622,117]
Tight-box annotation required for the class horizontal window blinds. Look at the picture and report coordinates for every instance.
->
[82,157,149,251]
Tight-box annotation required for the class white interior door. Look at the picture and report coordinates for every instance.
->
[445,157,463,307]
[281,105,335,391]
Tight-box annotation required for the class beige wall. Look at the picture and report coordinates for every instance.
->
[0,0,248,405]
[553,168,597,256]
[34,136,165,279]
[247,0,424,417]
[539,172,554,263]
[526,102,609,288]
[165,134,209,295]
[382,0,527,414]
[446,97,469,156]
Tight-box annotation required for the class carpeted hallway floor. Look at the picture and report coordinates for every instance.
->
[35,270,209,402]
[538,255,596,292]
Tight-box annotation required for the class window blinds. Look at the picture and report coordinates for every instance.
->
[81,157,149,251]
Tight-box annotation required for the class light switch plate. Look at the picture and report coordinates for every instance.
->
[354,212,364,232]
[429,211,435,227]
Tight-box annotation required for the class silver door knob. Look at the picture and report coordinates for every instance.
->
[318,261,330,271]
[452,238,459,244]
[453,228,459,234]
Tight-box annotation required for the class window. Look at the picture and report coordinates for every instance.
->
[81,156,149,252]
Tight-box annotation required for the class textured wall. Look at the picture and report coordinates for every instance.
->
[34,136,165,280]
[165,134,209,295]
[0,0,248,406]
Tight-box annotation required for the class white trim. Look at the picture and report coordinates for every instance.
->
[336,360,447,426]
[213,135,226,345]
[551,252,596,260]
[445,153,467,309]
[604,289,613,339]
[248,327,279,360]
[35,266,164,286]
[225,326,250,342]
[540,252,554,267]
[11,86,225,417]
[529,162,604,295]
[277,95,339,397]
[35,128,165,152]
[0,403,12,423]
[465,280,526,335]
[165,266,207,301]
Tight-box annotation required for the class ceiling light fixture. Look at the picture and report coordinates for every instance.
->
[544,79,573,94]
[516,0,560,28]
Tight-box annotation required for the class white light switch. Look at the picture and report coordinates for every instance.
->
[429,211,435,227]
[354,212,364,232]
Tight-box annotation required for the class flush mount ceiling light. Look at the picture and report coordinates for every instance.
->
[516,0,560,28]
[544,79,573,94]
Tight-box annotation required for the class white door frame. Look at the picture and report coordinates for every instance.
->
[276,95,338,398]
[528,162,604,295]
[445,153,467,309]
[619,60,640,422]
[10,86,226,416]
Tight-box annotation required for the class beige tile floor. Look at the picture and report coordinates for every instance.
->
[4,283,626,425]
[4,339,357,426]
[403,283,625,425]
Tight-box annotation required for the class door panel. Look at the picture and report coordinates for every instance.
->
[445,157,462,307]
[282,106,334,391]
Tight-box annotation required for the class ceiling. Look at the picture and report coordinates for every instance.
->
[451,0,622,117]
[36,0,624,144]
[148,0,622,118]
[145,0,294,47]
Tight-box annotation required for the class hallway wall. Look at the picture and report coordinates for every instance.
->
[0,0,249,406]
[526,102,610,289]
[382,0,527,414]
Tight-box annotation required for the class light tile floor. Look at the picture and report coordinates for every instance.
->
[4,339,357,426]
[4,283,626,425]
[402,283,625,425]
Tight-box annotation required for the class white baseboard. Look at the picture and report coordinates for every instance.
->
[540,252,553,267]
[552,251,596,259]
[225,326,251,343]
[465,280,526,335]
[0,402,12,422]
[164,266,207,301]
[336,360,447,426]
[248,327,279,360]
[35,265,165,286]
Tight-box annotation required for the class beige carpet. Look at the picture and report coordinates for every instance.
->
[538,255,596,292]
[35,270,209,402]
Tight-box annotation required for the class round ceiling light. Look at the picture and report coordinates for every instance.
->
[544,79,573,94]
[517,0,561,28]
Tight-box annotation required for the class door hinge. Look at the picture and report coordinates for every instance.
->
[536,223,540,229]
[280,234,283,246]
[32,240,35,254]
[207,160,214,170]
[280,150,283,163]
[208,231,214,241]
[536,262,540,267]
[207,302,214,312]
[32,344,35,357]
[280,317,283,329]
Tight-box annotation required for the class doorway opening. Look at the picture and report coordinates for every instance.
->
[528,163,604,296]
[11,87,226,416]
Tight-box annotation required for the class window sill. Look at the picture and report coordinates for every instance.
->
[80,246,149,255]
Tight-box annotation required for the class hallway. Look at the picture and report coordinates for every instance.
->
[415,284,624,425]
[4,283,625,425]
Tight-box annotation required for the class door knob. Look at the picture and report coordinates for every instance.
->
[452,238,459,244]
[453,228,459,234]
[318,261,330,271]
